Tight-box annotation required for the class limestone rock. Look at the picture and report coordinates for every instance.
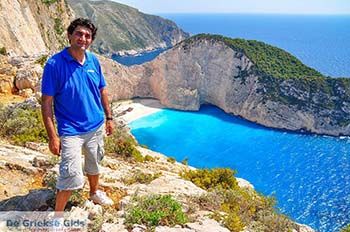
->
[14,96,41,108]
[296,223,315,232]
[0,189,54,211]
[156,226,194,232]
[0,140,315,232]
[132,224,147,232]
[0,142,49,172]
[237,177,254,189]
[0,0,73,56]
[101,222,128,232]
[0,55,16,94]
[103,36,350,136]
[0,75,15,94]
[83,200,103,219]
[15,64,43,92]
[130,175,206,200]
[186,218,230,232]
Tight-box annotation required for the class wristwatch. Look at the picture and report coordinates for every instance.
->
[106,117,113,121]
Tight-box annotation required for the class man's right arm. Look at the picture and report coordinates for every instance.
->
[41,95,60,155]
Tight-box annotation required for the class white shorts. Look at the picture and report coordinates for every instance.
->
[56,125,105,190]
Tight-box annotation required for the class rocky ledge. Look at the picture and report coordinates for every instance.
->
[0,136,314,232]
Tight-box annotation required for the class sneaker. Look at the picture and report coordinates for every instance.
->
[89,190,114,206]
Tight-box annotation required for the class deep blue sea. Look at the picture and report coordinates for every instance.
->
[126,14,350,232]
[161,14,350,77]
[114,14,350,77]
[131,106,350,232]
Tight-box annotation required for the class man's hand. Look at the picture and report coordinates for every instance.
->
[105,120,114,136]
[49,137,61,156]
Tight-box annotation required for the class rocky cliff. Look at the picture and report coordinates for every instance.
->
[0,102,314,232]
[66,0,189,55]
[0,0,73,56]
[102,34,350,136]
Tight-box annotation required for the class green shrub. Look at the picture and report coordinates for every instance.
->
[35,55,48,67]
[0,47,7,55]
[167,157,176,164]
[125,194,187,229]
[342,224,350,232]
[104,126,143,162]
[184,34,324,80]
[184,168,296,232]
[181,157,189,165]
[144,155,156,162]
[43,171,57,189]
[223,211,245,232]
[69,190,85,207]
[140,144,149,149]
[123,170,162,185]
[48,155,60,166]
[88,214,104,232]
[0,104,48,145]
[42,0,57,5]
[181,168,238,190]
[54,18,64,35]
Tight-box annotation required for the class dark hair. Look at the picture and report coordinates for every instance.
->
[67,18,97,40]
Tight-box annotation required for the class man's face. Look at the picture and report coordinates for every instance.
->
[68,26,93,51]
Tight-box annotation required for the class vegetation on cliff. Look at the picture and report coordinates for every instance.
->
[66,0,189,54]
[184,34,323,80]
[0,101,312,231]
[342,224,350,232]
[0,47,7,55]
[125,194,188,229]
[181,168,297,231]
[182,34,350,129]
[0,104,48,145]
[42,0,58,5]
[104,125,144,162]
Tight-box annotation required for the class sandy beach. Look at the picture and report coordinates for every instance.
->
[113,98,164,123]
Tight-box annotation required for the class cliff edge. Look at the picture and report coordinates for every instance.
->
[67,0,189,55]
[0,0,73,56]
[103,34,350,136]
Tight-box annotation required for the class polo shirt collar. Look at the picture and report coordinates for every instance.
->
[62,47,92,65]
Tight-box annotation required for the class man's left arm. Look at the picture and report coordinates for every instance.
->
[100,87,114,136]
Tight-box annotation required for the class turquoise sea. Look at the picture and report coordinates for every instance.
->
[124,14,350,232]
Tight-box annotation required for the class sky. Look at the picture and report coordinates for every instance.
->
[111,0,350,14]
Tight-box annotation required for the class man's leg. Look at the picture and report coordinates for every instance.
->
[55,135,85,212]
[55,190,73,211]
[84,126,113,205]
[87,174,99,195]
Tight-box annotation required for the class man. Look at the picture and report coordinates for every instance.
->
[41,18,114,211]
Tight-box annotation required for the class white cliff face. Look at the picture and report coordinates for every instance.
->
[0,0,47,56]
[0,0,73,56]
[102,37,350,136]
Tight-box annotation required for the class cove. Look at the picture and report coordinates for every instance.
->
[130,104,350,232]
[112,48,167,66]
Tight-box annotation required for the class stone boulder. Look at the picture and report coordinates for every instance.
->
[0,55,17,94]
[0,189,54,211]
[15,64,43,92]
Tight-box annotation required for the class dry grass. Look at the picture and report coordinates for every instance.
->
[0,94,25,105]
[99,185,127,210]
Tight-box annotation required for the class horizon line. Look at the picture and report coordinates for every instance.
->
[148,11,350,16]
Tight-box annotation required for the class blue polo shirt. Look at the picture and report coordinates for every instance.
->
[41,48,106,136]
